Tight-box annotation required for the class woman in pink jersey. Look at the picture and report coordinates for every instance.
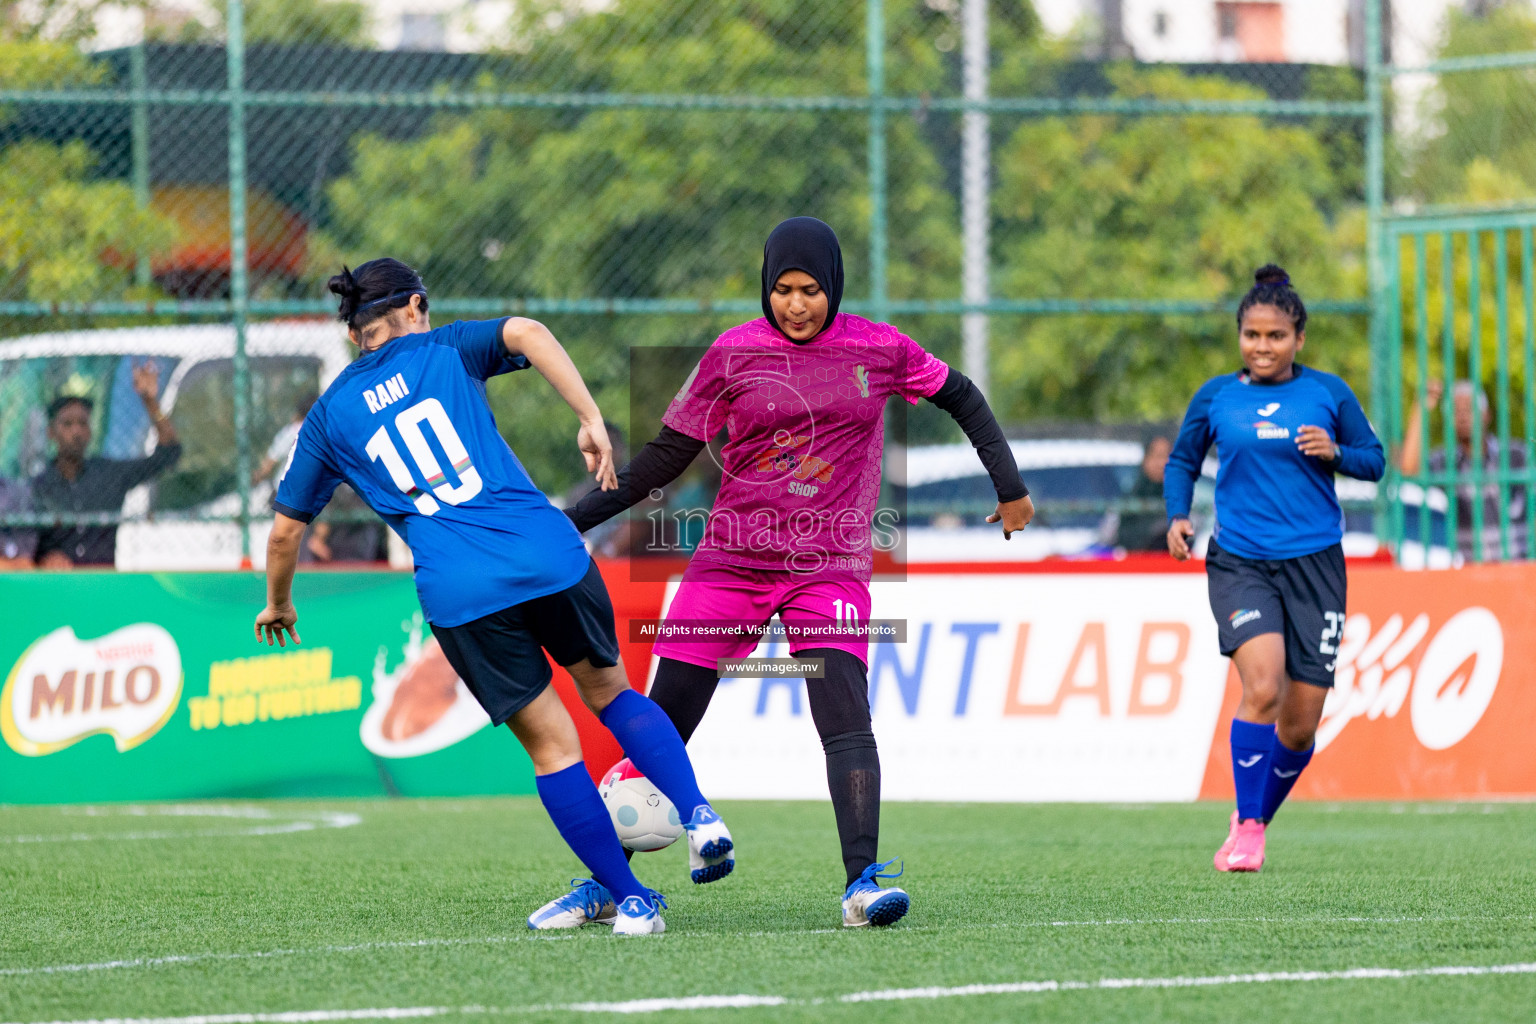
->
[565,217,1033,927]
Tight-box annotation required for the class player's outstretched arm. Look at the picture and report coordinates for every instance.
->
[564,427,706,535]
[925,367,1033,539]
[255,513,305,647]
[501,317,618,491]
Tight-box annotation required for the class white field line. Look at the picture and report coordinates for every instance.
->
[2,1011,449,1024]
[834,961,1536,1003]
[6,960,1536,1022]
[0,811,361,844]
[5,914,1534,980]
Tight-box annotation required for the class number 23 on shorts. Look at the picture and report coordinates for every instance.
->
[1319,610,1344,671]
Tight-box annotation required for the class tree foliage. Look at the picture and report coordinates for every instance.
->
[318,0,1042,491]
[0,42,175,305]
[989,66,1362,423]
[0,141,175,303]
[1406,4,1536,205]
[209,0,370,47]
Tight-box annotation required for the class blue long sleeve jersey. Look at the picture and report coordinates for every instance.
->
[1163,366,1385,560]
[274,318,590,627]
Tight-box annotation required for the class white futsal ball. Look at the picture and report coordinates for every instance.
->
[598,758,685,852]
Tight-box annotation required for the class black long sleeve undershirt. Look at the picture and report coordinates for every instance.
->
[564,425,705,533]
[926,367,1028,503]
[565,366,1024,536]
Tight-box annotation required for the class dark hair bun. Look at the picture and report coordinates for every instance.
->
[1254,263,1290,287]
[327,265,362,324]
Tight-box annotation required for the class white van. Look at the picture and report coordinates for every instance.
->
[0,321,353,570]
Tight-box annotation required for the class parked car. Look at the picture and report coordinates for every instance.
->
[888,438,1446,565]
[0,322,352,569]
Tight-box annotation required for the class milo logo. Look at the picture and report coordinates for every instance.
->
[1,624,183,756]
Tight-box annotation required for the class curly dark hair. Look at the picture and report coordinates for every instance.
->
[1236,263,1307,333]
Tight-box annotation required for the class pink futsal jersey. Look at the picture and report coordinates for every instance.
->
[661,312,949,576]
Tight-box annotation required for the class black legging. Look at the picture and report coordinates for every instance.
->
[648,647,880,886]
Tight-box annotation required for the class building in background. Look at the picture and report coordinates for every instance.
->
[1034,0,1475,69]
[89,0,609,53]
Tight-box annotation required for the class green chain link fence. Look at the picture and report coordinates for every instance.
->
[0,0,1531,568]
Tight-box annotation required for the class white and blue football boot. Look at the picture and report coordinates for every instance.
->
[841,858,909,928]
[612,891,668,936]
[526,878,615,931]
[684,805,735,884]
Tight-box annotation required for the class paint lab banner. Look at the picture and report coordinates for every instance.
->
[0,572,540,803]
[679,565,1536,802]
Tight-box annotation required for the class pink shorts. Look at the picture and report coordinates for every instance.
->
[653,561,873,669]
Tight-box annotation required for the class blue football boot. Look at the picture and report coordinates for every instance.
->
[684,805,735,884]
[526,878,615,930]
[841,858,909,928]
[612,890,668,936]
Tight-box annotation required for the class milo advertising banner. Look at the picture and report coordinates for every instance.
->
[0,572,540,803]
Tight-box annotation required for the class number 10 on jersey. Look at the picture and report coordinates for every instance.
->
[366,398,482,516]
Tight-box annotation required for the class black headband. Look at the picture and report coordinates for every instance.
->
[353,289,425,318]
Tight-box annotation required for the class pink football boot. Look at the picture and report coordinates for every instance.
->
[1224,818,1267,872]
[1214,810,1240,871]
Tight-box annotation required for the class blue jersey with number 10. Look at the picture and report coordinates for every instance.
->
[274,318,590,627]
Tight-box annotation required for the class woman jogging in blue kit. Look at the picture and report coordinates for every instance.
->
[1164,265,1384,873]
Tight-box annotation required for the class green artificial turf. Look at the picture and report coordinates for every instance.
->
[2,799,1534,1023]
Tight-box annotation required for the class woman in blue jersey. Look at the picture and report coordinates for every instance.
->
[254,258,735,934]
[1164,264,1384,873]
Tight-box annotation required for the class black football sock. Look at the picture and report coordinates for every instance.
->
[798,647,882,888]
[645,657,720,743]
[821,729,881,888]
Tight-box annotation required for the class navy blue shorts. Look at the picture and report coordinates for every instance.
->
[429,559,621,725]
[1205,538,1346,688]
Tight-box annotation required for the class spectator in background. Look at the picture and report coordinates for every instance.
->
[0,476,37,570]
[1399,379,1528,561]
[1108,435,1174,552]
[252,390,384,565]
[32,363,182,568]
[300,483,388,564]
[253,392,318,486]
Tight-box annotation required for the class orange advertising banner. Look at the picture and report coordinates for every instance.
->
[1199,564,1536,801]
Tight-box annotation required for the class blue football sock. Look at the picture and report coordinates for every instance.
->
[600,688,710,821]
[534,763,647,903]
[1230,718,1276,821]
[1260,737,1314,823]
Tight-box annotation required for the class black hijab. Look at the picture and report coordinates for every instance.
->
[760,217,844,342]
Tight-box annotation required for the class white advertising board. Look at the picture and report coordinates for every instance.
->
[662,574,1231,802]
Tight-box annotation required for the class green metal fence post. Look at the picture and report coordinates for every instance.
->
[1387,231,1404,554]
[227,0,253,566]
[1524,228,1535,558]
[866,0,888,323]
[130,39,151,291]
[1413,233,1430,553]
[1365,0,1389,550]
[1494,230,1512,559]
[1442,231,1459,552]
[1468,230,1484,562]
